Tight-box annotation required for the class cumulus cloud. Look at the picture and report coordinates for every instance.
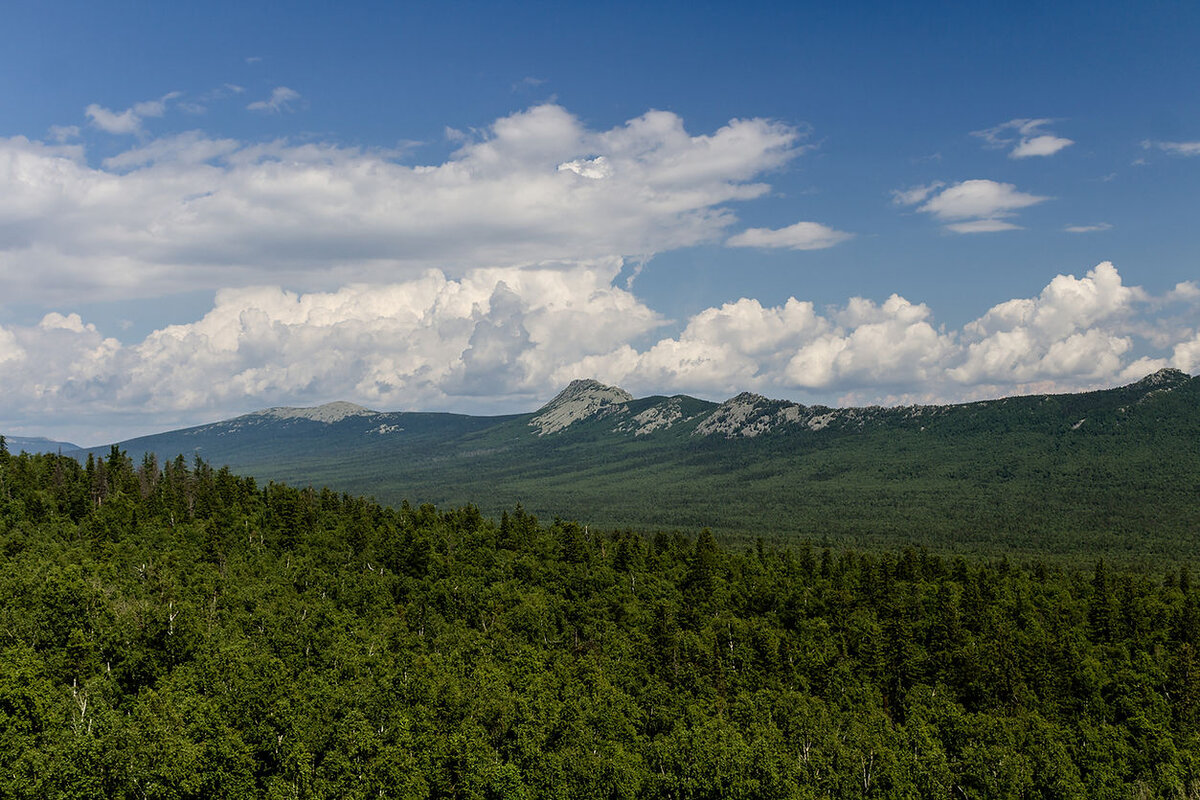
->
[972,118,1074,158]
[247,86,302,113]
[950,262,1138,384]
[785,296,954,389]
[0,104,803,304]
[574,262,1185,403]
[0,259,659,420]
[726,221,853,250]
[1,260,1196,442]
[1170,333,1200,372]
[1165,281,1200,303]
[608,296,832,394]
[0,326,24,365]
[1142,140,1200,157]
[1121,327,1200,382]
[895,179,1048,233]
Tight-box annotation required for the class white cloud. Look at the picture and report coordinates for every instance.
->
[891,181,944,207]
[100,131,241,170]
[896,179,1048,233]
[0,259,659,421]
[944,219,1023,234]
[917,180,1047,221]
[972,118,1074,158]
[951,262,1137,383]
[582,262,1178,402]
[1010,134,1074,158]
[1165,281,1200,303]
[1063,222,1112,233]
[1169,332,1200,372]
[247,86,302,113]
[0,104,803,304]
[966,262,1137,338]
[39,312,91,333]
[1142,139,1200,157]
[572,295,832,395]
[0,326,24,365]
[1122,329,1200,380]
[784,296,954,389]
[85,92,181,135]
[726,221,853,250]
[85,105,141,135]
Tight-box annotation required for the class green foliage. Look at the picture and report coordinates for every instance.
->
[1,449,1199,797]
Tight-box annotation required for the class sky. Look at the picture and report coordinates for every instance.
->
[2,0,1199,446]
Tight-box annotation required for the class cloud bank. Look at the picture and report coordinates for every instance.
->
[0,104,807,304]
[1,261,1196,443]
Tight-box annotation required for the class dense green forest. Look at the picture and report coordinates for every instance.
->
[2,442,1200,798]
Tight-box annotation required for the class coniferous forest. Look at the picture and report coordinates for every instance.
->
[2,443,1200,798]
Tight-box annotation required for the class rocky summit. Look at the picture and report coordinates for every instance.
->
[528,379,634,435]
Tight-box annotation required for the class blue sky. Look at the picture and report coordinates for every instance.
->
[2,0,1198,444]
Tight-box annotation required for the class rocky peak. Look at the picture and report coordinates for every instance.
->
[530,379,633,435]
[258,401,376,424]
[694,392,797,438]
[1131,367,1190,390]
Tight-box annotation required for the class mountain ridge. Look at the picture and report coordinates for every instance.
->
[169,366,1191,441]
[83,366,1186,443]
[19,367,1197,562]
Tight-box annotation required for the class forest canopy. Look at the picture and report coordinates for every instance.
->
[1,443,1198,798]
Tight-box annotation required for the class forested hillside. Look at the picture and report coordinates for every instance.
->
[78,369,1200,566]
[2,444,1199,798]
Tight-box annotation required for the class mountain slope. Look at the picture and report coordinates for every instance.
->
[1,435,82,455]
[69,369,1200,563]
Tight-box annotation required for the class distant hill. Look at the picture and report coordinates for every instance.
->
[1,435,81,455]
[78,369,1200,563]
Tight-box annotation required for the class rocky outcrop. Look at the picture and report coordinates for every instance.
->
[612,397,688,436]
[529,379,633,435]
[257,401,377,423]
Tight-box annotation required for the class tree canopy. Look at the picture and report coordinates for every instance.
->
[1,448,1198,798]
